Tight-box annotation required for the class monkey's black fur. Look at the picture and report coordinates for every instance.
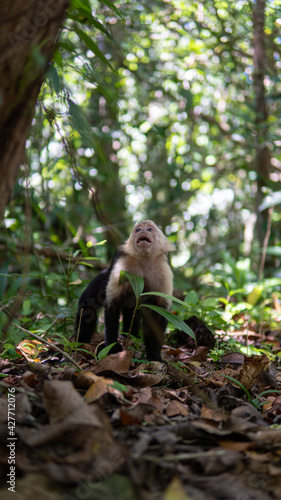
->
[75,220,173,362]
[74,252,120,344]
[75,259,167,361]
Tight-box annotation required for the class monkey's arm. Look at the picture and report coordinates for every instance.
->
[75,250,123,343]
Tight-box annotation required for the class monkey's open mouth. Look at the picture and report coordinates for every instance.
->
[136,235,152,245]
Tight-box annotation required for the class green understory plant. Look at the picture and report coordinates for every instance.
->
[221,374,281,410]
[119,271,197,346]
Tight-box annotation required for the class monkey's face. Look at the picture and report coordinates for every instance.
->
[134,221,155,251]
[124,220,174,258]
[129,220,162,257]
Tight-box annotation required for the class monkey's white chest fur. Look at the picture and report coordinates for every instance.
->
[106,254,173,307]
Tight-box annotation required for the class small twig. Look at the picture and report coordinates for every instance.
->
[75,308,83,362]
[11,323,81,371]
[125,302,139,349]
[259,207,273,281]
[245,317,249,356]
[139,449,226,463]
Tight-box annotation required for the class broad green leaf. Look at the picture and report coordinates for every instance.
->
[140,304,196,342]
[97,342,117,359]
[141,291,189,308]
[22,300,31,316]
[119,271,144,300]
[229,289,247,296]
[202,297,219,308]
[184,290,199,306]
[247,285,263,305]
[219,297,228,305]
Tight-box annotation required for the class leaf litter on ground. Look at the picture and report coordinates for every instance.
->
[0,320,281,499]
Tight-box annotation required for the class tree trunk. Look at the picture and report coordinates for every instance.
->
[0,0,69,220]
[253,0,271,245]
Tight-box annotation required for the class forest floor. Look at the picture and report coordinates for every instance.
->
[0,318,281,500]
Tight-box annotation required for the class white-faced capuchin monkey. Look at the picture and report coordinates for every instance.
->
[75,220,174,361]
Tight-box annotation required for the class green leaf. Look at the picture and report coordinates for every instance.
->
[94,240,107,246]
[119,271,144,301]
[202,297,219,308]
[184,290,199,306]
[247,285,263,305]
[67,98,88,132]
[140,304,196,342]
[99,0,122,17]
[97,342,117,360]
[52,50,63,68]
[69,0,113,37]
[5,348,22,360]
[47,64,61,95]
[22,299,31,316]
[141,291,189,308]
[112,380,130,393]
[74,27,114,70]
[220,374,257,406]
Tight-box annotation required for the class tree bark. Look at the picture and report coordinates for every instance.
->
[0,0,69,220]
[252,0,271,244]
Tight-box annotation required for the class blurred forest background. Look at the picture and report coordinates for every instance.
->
[1,0,281,349]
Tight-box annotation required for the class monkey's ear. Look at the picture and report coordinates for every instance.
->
[164,239,175,252]
[158,234,175,253]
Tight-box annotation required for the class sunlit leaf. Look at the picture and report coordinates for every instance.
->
[74,27,114,70]
[140,304,196,341]
[97,342,117,359]
[247,285,263,305]
[119,271,144,300]
[142,291,189,308]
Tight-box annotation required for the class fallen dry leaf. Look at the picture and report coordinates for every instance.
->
[92,349,134,374]
[219,440,251,452]
[85,376,129,402]
[17,339,49,358]
[132,387,164,410]
[119,402,158,426]
[164,476,189,500]
[129,361,166,386]
[70,370,100,389]
[239,354,269,389]
[166,400,189,417]
[200,405,226,422]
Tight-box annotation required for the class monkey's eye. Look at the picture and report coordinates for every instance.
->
[147,227,153,232]
[135,228,141,232]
